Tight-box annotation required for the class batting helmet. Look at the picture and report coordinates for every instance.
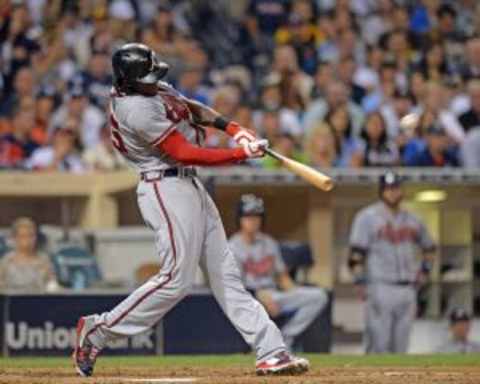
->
[237,194,265,221]
[379,170,402,194]
[112,43,169,94]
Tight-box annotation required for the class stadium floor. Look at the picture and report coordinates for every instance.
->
[0,354,479,383]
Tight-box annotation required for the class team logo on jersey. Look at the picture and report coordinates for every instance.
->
[377,223,418,243]
[244,255,275,276]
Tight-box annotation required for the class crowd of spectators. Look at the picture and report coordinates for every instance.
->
[2,0,480,172]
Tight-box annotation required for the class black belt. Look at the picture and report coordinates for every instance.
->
[141,168,197,182]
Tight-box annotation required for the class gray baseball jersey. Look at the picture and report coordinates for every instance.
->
[84,85,287,363]
[229,233,286,290]
[229,232,328,348]
[108,82,203,172]
[350,201,435,284]
[350,201,435,354]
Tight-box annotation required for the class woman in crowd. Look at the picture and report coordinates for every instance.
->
[324,106,362,167]
[304,121,337,168]
[0,218,57,292]
[359,112,399,166]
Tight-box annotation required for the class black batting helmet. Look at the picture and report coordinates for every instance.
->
[112,43,169,94]
[379,170,402,195]
[237,194,265,222]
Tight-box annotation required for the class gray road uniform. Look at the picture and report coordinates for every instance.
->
[229,232,327,348]
[349,201,435,353]
[86,84,287,362]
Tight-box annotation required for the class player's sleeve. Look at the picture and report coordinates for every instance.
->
[126,99,176,147]
[349,210,370,253]
[158,130,247,166]
[415,218,436,253]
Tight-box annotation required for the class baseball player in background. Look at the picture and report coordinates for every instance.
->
[73,43,309,377]
[229,194,328,349]
[348,170,436,354]
[436,308,480,353]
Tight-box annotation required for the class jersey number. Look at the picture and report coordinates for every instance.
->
[110,112,128,154]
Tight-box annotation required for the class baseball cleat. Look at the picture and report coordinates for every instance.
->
[72,316,100,377]
[256,351,310,376]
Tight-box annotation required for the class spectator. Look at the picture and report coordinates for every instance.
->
[459,80,480,132]
[271,44,313,111]
[380,89,415,140]
[247,0,289,35]
[275,12,319,76]
[311,61,335,99]
[229,194,327,349]
[436,308,480,353]
[0,217,57,292]
[461,37,480,81]
[34,87,57,145]
[325,106,362,167]
[359,112,399,167]
[77,50,113,108]
[27,121,85,173]
[48,86,105,150]
[404,125,459,167]
[0,66,36,117]
[142,5,179,59]
[416,82,465,144]
[416,43,450,81]
[304,122,337,168]
[338,56,366,106]
[0,2,40,93]
[304,82,365,136]
[0,107,40,169]
[255,74,303,137]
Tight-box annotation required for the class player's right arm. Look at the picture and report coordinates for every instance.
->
[348,211,370,286]
[158,130,266,165]
[127,97,267,166]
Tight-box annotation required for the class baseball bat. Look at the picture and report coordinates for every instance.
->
[265,149,334,191]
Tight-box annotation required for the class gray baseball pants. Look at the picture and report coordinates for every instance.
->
[87,176,286,361]
[365,283,416,353]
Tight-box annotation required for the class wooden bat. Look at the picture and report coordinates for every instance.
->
[266,149,334,191]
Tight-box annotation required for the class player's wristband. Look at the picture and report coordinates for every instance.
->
[213,117,241,137]
[212,117,231,131]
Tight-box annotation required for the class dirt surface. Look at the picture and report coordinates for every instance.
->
[1,365,480,384]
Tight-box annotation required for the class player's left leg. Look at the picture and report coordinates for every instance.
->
[73,178,206,376]
[392,286,416,353]
[270,286,328,348]
[198,188,309,375]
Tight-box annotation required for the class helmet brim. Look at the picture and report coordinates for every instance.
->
[137,62,169,84]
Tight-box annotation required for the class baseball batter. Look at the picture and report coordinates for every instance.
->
[348,171,436,353]
[229,194,327,349]
[72,43,309,377]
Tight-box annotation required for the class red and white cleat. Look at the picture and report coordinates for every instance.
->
[72,316,100,377]
[256,351,310,376]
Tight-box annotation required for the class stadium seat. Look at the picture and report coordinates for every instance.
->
[51,246,102,289]
[279,242,314,283]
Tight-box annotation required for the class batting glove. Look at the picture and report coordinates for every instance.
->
[233,128,256,146]
[243,139,269,158]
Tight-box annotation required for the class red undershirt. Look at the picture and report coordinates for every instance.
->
[157,130,247,166]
